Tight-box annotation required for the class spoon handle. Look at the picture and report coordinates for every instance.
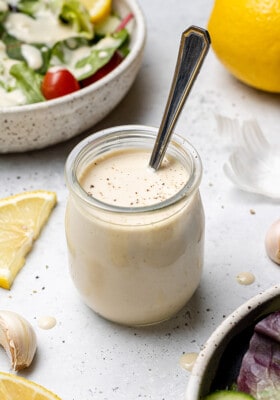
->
[149,26,210,170]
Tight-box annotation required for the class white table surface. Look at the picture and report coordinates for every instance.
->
[0,0,279,399]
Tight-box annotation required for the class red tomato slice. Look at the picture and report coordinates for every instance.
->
[41,68,80,100]
[80,52,123,88]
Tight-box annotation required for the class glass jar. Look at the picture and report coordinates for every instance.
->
[65,125,205,326]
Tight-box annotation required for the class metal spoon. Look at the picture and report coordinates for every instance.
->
[149,26,211,170]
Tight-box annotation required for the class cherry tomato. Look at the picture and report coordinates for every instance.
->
[41,68,80,100]
[80,52,124,88]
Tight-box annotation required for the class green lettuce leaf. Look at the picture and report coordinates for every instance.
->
[75,29,129,79]
[50,29,128,80]
[50,36,90,64]
[2,33,51,74]
[16,0,93,39]
[0,8,8,23]
[16,0,60,17]
[10,62,45,103]
[60,0,93,39]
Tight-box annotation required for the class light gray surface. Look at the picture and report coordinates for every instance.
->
[0,0,279,399]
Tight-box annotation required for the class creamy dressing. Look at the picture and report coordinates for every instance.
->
[54,44,93,78]
[99,50,109,58]
[0,86,26,106]
[0,41,18,79]
[95,36,121,49]
[236,272,255,285]
[0,42,27,105]
[50,37,120,79]
[66,145,204,326]
[21,44,43,70]
[0,0,8,12]
[81,149,189,207]
[179,352,199,371]
[4,12,80,46]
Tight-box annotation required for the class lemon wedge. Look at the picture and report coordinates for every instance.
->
[0,190,57,289]
[0,371,61,399]
[80,0,112,23]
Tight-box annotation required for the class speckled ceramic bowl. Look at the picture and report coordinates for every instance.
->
[186,284,280,399]
[0,0,146,153]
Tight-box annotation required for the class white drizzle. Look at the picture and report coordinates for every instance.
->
[179,352,198,371]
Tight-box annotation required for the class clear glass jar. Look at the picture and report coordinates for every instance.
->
[65,125,205,326]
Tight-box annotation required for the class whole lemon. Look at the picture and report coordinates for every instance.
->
[208,0,280,93]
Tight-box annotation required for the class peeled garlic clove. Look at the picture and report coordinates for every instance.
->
[265,219,280,265]
[0,310,37,371]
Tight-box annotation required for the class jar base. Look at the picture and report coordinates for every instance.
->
[84,297,195,328]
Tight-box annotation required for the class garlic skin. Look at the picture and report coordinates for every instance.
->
[0,310,37,371]
[265,219,280,265]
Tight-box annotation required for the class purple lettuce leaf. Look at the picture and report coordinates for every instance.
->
[255,311,280,344]
[237,311,280,399]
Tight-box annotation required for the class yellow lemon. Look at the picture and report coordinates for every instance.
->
[208,0,280,93]
[0,190,57,289]
[80,0,111,23]
[0,371,61,400]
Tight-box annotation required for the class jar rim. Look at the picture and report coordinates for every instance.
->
[65,125,203,213]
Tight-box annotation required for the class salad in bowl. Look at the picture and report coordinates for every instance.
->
[186,285,280,400]
[0,0,146,152]
[0,0,132,106]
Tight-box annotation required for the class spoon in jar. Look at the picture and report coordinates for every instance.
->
[149,26,211,170]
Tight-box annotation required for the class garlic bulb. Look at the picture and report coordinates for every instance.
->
[0,310,37,370]
[265,219,280,265]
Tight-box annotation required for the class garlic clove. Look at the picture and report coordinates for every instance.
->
[265,219,280,265]
[0,310,37,371]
